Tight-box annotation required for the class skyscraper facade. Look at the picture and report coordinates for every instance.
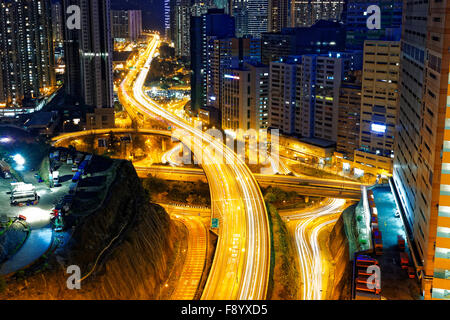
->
[268,0,291,32]
[292,0,346,27]
[392,0,450,300]
[63,0,114,110]
[261,20,346,65]
[344,0,402,50]
[354,40,400,174]
[336,71,362,160]
[222,62,269,131]
[0,0,55,115]
[111,10,142,41]
[231,0,249,37]
[190,9,235,111]
[247,0,268,38]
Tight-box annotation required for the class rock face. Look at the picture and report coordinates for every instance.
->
[1,161,176,300]
[328,214,352,300]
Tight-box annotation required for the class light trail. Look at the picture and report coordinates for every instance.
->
[292,198,346,300]
[169,212,207,300]
[161,143,183,166]
[118,35,270,300]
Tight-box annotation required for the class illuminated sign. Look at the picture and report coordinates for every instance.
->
[371,123,387,133]
[224,74,240,80]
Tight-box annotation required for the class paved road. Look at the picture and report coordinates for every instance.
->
[119,36,270,300]
[169,211,207,300]
[289,199,346,299]
[0,227,52,276]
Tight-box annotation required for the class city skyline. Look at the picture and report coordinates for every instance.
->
[0,0,449,305]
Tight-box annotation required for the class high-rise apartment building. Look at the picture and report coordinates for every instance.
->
[51,1,64,46]
[268,0,291,32]
[268,57,300,135]
[247,0,268,38]
[190,9,235,111]
[222,62,269,131]
[354,40,400,174]
[292,0,346,27]
[63,0,114,113]
[392,0,450,300]
[174,5,192,58]
[0,0,55,115]
[231,0,249,37]
[344,0,402,50]
[111,10,142,41]
[336,71,362,160]
[269,53,350,139]
[261,20,346,64]
[299,53,349,141]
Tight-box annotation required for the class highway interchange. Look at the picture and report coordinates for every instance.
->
[52,35,362,300]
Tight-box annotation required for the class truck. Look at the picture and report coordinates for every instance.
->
[398,235,406,251]
[407,266,415,279]
[0,160,11,179]
[10,182,39,206]
[400,252,409,269]
[74,153,84,165]
[72,171,82,182]
[374,238,383,255]
[356,274,381,289]
[52,170,60,185]
[53,150,60,161]
[78,160,89,173]
[356,282,381,295]
[373,229,382,240]
[356,255,379,268]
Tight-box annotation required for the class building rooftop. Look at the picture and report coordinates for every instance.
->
[300,137,336,149]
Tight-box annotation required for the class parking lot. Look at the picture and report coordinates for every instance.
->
[371,186,421,299]
[0,159,74,229]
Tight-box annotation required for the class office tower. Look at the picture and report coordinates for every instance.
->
[63,0,114,111]
[111,10,142,41]
[392,0,450,300]
[292,0,346,27]
[0,0,55,115]
[298,53,349,141]
[231,0,248,37]
[261,20,346,64]
[354,40,400,174]
[247,0,268,38]
[52,1,64,46]
[222,62,269,131]
[345,0,402,50]
[336,71,362,160]
[268,0,291,32]
[190,9,235,111]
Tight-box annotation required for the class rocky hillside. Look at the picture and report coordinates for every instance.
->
[328,214,352,300]
[1,160,178,299]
